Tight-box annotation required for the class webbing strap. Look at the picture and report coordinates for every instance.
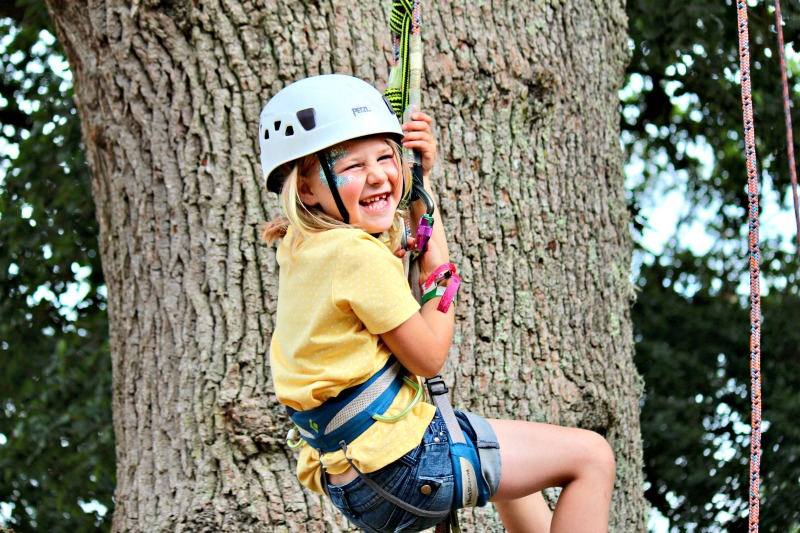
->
[385,0,421,120]
[427,376,483,509]
[385,0,431,210]
[426,377,467,445]
[316,152,350,224]
[339,440,447,519]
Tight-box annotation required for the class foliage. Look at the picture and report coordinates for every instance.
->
[0,1,114,531]
[625,0,800,530]
[634,249,800,531]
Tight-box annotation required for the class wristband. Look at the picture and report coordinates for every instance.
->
[421,263,461,313]
[420,286,447,307]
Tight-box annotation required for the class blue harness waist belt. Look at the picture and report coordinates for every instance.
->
[285,357,405,454]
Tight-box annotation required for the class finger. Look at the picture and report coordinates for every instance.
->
[402,116,433,132]
[401,123,429,135]
[409,111,433,124]
[402,139,436,151]
[402,131,435,146]
[402,127,433,139]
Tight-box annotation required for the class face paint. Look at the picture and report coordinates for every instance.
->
[320,147,356,189]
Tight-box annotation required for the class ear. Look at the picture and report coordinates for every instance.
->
[297,174,320,207]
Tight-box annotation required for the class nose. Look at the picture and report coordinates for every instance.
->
[365,161,388,186]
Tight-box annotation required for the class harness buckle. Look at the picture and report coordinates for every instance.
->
[427,376,448,396]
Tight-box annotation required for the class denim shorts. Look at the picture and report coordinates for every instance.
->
[325,409,501,533]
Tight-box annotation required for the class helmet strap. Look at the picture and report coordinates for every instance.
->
[316,152,350,224]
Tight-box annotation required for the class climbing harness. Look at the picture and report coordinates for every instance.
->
[284,353,487,523]
[772,0,800,258]
[735,1,763,530]
[426,377,489,510]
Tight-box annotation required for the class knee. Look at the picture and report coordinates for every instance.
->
[577,430,616,484]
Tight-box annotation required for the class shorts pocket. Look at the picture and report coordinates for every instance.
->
[392,476,453,532]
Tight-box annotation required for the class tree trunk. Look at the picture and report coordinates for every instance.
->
[44,0,645,530]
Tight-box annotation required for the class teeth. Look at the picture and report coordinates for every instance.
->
[362,194,387,204]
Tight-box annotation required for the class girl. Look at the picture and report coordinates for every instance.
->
[260,74,615,533]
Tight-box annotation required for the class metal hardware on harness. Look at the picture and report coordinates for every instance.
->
[426,377,465,446]
[427,377,448,396]
[286,427,304,449]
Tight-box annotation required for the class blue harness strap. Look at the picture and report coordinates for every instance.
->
[426,376,489,509]
[286,357,405,453]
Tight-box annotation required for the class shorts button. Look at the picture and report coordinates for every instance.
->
[420,484,432,495]
[433,437,440,443]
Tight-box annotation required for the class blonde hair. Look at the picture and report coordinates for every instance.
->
[262,138,411,255]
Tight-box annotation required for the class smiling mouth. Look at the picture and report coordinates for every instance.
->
[360,193,390,211]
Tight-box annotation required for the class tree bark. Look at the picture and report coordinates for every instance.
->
[44,0,645,530]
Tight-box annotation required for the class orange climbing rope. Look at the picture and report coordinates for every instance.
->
[773,0,800,258]
[734,1,762,530]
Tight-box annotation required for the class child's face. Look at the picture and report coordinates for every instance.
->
[300,137,402,234]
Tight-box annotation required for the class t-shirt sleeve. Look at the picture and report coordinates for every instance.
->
[333,232,420,334]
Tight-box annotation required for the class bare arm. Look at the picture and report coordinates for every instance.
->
[382,111,455,378]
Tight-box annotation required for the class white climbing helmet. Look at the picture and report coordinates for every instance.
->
[259,74,404,193]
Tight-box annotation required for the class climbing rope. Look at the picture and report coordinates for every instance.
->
[735,2,763,530]
[385,0,433,214]
[773,0,800,259]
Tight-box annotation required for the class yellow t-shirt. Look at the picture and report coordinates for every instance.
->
[270,227,437,494]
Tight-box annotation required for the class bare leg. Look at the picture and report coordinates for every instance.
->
[488,419,616,533]
[495,491,552,533]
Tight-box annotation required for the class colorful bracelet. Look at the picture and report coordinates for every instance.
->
[421,263,461,313]
[420,286,447,306]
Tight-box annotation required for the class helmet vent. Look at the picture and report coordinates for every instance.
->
[285,125,294,136]
[263,128,269,140]
[296,108,316,131]
[274,120,281,130]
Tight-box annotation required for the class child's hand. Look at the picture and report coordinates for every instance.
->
[393,237,416,259]
[401,112,437,178]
